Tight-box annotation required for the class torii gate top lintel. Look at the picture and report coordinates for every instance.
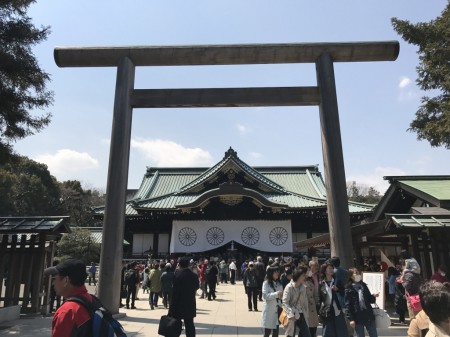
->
[54,41,399,67]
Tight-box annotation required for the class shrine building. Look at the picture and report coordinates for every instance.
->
[93,148,373,258]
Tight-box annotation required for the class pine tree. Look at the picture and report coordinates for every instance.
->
[392,3,450,148]
[0,0,53,161]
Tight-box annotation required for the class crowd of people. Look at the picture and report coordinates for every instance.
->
[46,250,450,337]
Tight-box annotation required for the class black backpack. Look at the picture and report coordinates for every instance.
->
[124,269,137,286]
[66,295,127,337]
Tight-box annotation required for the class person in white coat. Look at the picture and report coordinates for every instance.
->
[282,268,311,337]
[261,266,284,337]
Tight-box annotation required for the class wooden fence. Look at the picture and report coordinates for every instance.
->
[0,234,55,314]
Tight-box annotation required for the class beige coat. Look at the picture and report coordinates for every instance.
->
[408,310,430,337]
[304,278,320,328]
[282,281,309,336]
[425,322,450,337]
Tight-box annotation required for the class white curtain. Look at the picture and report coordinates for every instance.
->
[158,233,170,255]
[170,220,292,253]
[132,233,154,255]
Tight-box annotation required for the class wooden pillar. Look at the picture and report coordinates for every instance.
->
[353,242,363,268]
[20,235,35,313]
[442,230,450,270]
[5,235,18,307]
[401,235,409,251]
[316,53,353,269]
[12,236,26,305]
[30,234,46,312]
[0,236,8,307]
[41,241,56,315]
[430,231,441,272]
[98,56,135,314]
[421,232,432,278]
[410,232,420,269]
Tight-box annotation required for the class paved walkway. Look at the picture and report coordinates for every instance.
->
[0,282,408,337]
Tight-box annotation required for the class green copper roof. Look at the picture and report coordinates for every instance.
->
[0,216,71,233]
[114,193,371,214]
[93,148,374,216]
[177,148,287,194]
[387,214,450,228]
[262,169,326,198]
[134,170,201,200]
[78,227,130,245]
[399,180,450,201]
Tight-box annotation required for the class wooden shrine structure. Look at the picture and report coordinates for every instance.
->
[0,217,70,314]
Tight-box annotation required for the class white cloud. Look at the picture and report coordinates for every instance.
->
[35,149,99,174]
[347,166,407,194]
[131,138,213,167]
[398,76,412,88]
[237,124,252,135]
[249,152,262,159]
[397,76,418,102]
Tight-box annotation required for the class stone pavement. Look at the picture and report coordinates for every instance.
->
[0,282,409,337]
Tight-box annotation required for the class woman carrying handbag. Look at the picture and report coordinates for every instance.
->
[281,268,311,337]
[318,262,348,337]
[261,266,284,337]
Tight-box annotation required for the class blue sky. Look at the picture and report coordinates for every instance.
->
[16,0,449,193]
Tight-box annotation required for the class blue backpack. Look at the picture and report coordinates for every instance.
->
[67,295,127,337]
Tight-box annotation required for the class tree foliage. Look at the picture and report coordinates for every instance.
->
[392,3,450,148]
[0,0,53,162]
[346,181,382,205]
[0,156,105,225]
[0,155,61,215]
[59,180,105,227]
[57,227,101,264]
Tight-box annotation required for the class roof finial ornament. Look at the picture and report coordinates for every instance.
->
[225,147,237,158]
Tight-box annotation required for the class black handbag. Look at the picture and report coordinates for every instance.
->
[319,304,334,321]
[158,315,182,337]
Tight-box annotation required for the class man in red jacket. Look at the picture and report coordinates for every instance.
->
[44,258,92,337]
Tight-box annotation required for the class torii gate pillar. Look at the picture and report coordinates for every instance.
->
[97,57,135,312]
[316,53,353,267]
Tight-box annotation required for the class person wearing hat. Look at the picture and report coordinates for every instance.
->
[169,257,199,337]
[44,258,93,337]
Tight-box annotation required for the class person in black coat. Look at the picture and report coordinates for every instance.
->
[344,268,379,337]
[318,262,348,337]
[243,261,259,311]
[169,257,200,337]
[207,261,219,301]
[394,276,407,324]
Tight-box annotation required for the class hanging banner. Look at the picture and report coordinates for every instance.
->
[170,220,292,253]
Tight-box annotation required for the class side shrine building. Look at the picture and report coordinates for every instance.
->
[93,148,373,259]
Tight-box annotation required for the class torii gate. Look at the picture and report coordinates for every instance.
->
[54,41,399,313]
